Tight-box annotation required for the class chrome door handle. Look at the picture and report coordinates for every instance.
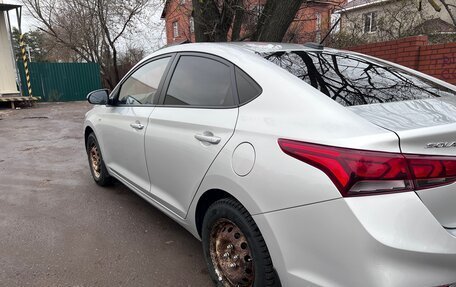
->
[130,122,144,130]
[194,133,221,144]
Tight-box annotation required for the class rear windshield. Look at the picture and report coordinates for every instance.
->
[262,51,456,107]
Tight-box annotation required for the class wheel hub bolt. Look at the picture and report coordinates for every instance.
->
[227,244,234,250]
[229,263,237,268]
[232,255,239,261]
[223,252,230,259]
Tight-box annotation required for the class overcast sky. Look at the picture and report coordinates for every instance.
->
[4,0,39,32]
[4,0,166,52]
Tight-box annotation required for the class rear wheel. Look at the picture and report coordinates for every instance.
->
[86,133,112,186]
[202,198,280,287]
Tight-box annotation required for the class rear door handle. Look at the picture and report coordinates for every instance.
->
[195,133,221,144]
[130,122,144,130]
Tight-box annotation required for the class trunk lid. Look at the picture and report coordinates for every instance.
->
[350,96,456,228]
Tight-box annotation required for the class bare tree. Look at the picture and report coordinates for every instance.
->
[191,0,240,42]
[252,0,304,42]
[340,0,424,42]
[191,0,305,42]
[433,0,456,26]
[23,0,161,88]
[332,0,456,47]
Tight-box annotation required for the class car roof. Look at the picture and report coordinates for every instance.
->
[149,42,340,60]
[225,42,331,53]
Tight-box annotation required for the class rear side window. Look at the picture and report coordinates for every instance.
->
[164,56,234,107]
[262,51,456,107]
[235,67,262,105]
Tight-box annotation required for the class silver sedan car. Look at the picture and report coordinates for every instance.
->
[84,42,456,287]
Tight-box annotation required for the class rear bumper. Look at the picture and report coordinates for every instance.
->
[254,192,456,287]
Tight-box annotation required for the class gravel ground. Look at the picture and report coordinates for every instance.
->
[0,102,212,287]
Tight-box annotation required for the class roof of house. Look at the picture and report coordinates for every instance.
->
[161,0,170,19]
[414,18,456,34]
[0,2,21,12]
[336,0,391,12]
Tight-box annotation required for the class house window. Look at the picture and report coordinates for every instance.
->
[190,17,195,33]
[173,21,179,38]
[316,12,322,31]
[363,12,377,33]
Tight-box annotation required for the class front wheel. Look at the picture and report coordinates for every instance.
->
[202,198,280,287]
[86,133,112,186]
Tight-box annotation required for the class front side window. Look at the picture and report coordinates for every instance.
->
[262,50,456,107]
[164,56,234,107]
[117,57,171,105]
[363,12,377,33]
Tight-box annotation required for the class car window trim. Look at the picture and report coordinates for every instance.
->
[110,53,177,107]
[157,52,240,109]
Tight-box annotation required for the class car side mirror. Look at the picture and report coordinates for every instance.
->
[87,89,109,105]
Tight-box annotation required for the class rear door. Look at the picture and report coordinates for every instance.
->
[98,55,173,192]
[144,53,239,218]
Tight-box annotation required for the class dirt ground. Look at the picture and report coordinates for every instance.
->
[0,102,212,286]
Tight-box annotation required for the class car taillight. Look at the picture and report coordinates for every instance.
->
[407,155,456,189]
[278,139,456,197]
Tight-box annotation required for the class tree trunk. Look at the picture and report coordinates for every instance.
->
[231,3,245,41]
[252,0,304,42]
[112,47,120,85]
[192,0,304,43]
[192,0,222,41]
[193,0,243,42]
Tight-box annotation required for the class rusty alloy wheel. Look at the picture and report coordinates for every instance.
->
[89,144,101,179]
[209,218,255,287]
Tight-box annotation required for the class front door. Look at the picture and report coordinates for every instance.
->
[98,56,173,192]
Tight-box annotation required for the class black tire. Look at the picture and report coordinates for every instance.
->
[86,133,112,186]
[202,198,280,287]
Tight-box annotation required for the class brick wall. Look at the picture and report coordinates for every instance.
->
[348,36,456,85]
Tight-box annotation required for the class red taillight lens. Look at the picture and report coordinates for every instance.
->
[278,139,456,197]
[407,155,456,189]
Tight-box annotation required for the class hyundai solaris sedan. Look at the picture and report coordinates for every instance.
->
[84,42,456,287]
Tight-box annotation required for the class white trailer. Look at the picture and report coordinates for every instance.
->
[0,0,20,97]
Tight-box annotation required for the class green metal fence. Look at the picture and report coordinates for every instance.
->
[17,62,102,102]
